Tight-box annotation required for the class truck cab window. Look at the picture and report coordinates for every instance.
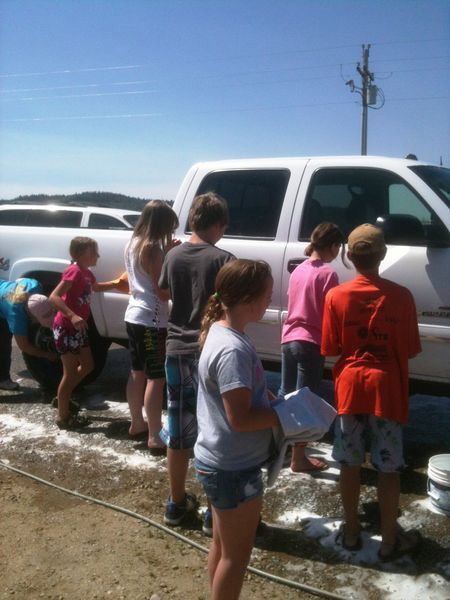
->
[27,210,82,227]
[300,167,447,246]
[195,169,290,239]
[0,209,29,226]
[87,213,127,230]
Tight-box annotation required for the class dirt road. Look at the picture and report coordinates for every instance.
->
[1,344,449,600]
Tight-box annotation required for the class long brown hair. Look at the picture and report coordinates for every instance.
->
[305,222,347,265]
[199,259,272,348]
[131,200,179,267]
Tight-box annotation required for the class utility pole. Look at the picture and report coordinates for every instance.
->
[357,45,373,155]
[346,44,378,155]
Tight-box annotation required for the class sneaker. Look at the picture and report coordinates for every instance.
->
[0,378,20,391]
[202,509,213,537]
[164,493,199,526]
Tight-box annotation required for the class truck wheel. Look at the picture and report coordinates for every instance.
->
[23,318,111,392]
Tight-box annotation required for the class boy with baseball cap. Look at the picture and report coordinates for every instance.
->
[321,224,422,561]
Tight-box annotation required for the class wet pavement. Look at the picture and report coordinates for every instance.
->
[1,343,450,599]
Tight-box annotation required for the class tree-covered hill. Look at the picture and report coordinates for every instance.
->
[0,191,172,211]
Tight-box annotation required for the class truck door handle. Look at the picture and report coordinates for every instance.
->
[287,258,307,273]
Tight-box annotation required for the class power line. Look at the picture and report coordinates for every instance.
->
[371,37,449,46]
[1,74,344,102]
[2,58,448,98]
[2,95,447,123]
[1,49,448,79]
[0,89,159,102]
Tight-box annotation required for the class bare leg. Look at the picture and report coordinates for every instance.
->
[167,447,191,504]
[291,442,328,472]
[126,369,147,435]
[143,377,165,446]
[209,496,262,600]
[57,347,94,421]
[377,472,400,548]
[339,465,361,543]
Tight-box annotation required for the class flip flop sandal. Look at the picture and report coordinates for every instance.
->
[378,530,422,562]
[291,457,329,473]
[56,414,91,430]
[336,524,363,551]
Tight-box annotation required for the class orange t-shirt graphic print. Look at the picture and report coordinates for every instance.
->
[321,274,421,424]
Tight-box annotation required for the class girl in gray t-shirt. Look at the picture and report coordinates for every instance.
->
[194,259,279,600]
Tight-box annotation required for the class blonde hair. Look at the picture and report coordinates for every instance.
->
[69,236,98,261]
[132,200,179,267]
[199,259,272,348]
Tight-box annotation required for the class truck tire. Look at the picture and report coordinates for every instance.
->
[23,317,111,392]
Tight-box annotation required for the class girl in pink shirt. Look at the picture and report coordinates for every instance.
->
[50,237,119,429]
[280,222,346,472]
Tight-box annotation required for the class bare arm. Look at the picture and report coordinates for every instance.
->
[141,245,171,301]
[14,334,57,361]
[92,280,118,293]
[49,280,87,332]
[222,387,279,433]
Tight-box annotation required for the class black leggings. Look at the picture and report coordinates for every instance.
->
[0,318,13,380]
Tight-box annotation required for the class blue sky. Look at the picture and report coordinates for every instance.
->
[0,0,449,200]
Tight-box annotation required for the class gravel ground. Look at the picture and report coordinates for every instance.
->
[0,344,449,600]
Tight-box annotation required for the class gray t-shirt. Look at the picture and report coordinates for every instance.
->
[159,242,234,355]
[194,323,272,471]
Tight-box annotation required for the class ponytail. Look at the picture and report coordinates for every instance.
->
[199,259,272,349]
[199,294,224,349]
[304,222,348,267]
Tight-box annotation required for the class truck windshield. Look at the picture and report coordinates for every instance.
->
[409,165,450,209]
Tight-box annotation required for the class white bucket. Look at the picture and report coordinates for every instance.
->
[427,454,450,516]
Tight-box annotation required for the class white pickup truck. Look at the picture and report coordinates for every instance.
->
[1,155,449,389]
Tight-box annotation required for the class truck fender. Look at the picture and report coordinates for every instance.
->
[9,257,70,286]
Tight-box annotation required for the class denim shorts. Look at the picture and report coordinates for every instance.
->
[332,414,404,473]
[195,459,264,510]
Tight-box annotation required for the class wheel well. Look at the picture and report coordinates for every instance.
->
[24,270,61,296]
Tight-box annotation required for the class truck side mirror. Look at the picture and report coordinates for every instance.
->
[376,214,426,246]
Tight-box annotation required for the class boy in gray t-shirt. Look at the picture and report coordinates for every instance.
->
[158,192,234,528]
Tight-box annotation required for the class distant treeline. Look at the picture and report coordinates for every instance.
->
[0,191,173,212]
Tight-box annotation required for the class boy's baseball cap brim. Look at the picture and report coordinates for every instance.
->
[348,224,386,255]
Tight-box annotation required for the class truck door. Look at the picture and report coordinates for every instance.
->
[284,164,450,383]
[187,164,308,362]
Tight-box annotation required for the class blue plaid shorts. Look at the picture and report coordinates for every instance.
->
[160,354,199,449]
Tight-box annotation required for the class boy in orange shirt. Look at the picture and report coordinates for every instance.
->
[321,224,422,561]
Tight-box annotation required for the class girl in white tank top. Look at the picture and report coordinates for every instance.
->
[124,201,179,449]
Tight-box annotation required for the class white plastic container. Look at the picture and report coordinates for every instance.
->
[427,454,450,516]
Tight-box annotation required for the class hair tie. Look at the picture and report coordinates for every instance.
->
[213,291,220,300]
